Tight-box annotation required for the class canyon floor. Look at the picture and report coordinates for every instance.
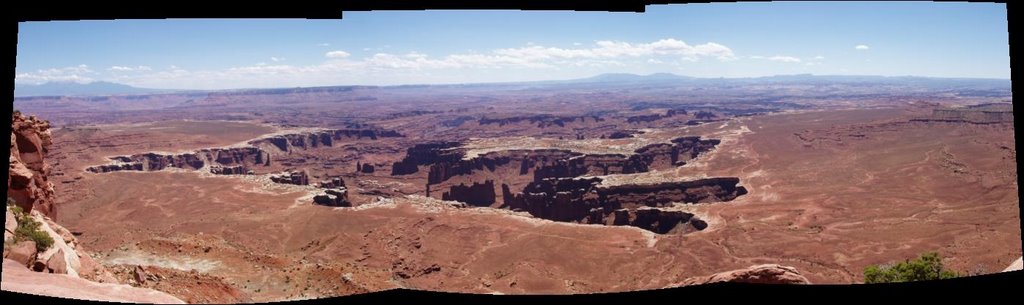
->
[12,83,1020,302]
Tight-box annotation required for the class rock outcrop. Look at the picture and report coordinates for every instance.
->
[502,176,746,234]
[610,208,708,234]
[390,141,463,175]
[4,206,119,283]
[1005,257,1023,272]
[312,187,350,207]
[269,170,309,185]
[318,177,346,189]
[675,264,811,286]
[912,104,1014,124]
[425,136,720,189]
[209,165,250,175]
[694,111,718,120]
[360,162,376,172]
[309,177,351,207]
[86,147,271,173]
[2,259,186,304]
[8,112,57,218]
[478,114,603,128]
[441,180,497,207]
[249,128,403,153]
[607,131,636,139]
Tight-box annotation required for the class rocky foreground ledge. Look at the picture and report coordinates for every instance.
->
[673,264,811,286]
[2,259,185,303]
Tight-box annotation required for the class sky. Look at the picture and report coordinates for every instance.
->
[14,2,1011,90]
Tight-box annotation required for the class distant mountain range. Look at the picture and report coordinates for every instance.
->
[13,81,168,97]
[12,73,1011,98]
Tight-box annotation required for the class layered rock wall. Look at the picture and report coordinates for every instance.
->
[8,112,57,218]
[502,177,746,234]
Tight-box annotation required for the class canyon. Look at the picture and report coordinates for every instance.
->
[5,76,1019,302]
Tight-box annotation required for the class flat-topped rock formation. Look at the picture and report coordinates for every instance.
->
[313,187,350,207]
[86,147,271,173]
[390,141,463,175]
[209,165,250,175]
[269,170,309,185]
[478,114,605,128]
[675,264,811,286]
[500,176,746,234]
[249,128,403,153]
[912,103,1013,124]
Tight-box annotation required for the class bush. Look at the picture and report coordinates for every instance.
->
[7,198,54,252]
[864,252,959,283]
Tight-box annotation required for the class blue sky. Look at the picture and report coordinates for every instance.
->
[15,2,1010,89]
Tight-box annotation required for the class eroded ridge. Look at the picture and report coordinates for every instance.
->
[503,176,747,234]
[85,127,402,175]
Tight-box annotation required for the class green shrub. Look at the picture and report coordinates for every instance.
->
[7,199,54,252]
[864,252,959,283]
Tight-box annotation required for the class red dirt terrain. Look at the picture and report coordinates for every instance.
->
[6,81,1019,302]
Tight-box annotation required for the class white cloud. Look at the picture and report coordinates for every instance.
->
[750,55,802,63]
[15,64,95,84]
[855,45,870,50]
[325,50,351,58]
[107,65,153,72]
[46,38,744,89]
[768,56,801,63]
[317,43,330,47]
[813,55,825,60]
[493,39,735,61]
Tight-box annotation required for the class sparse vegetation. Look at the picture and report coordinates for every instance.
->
[863,252,959,283]
[7,197,55,252]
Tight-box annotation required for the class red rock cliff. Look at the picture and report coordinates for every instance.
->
[8,112,57,219]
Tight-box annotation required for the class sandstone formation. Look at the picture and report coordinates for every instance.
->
[248,128,403,153]
[4,206,119,283]
[502,176,745,233]
[269,170,309,185]
[607,131,636,139]
[441,180,497,207]
[676,264,811,286]
[312,187,350,207]
[2,259,186,304]
[8,112,57,218]
[694,111,718,120]
[86,147,270,173]
[318,177,346,189]
[912,103,1013,124]
[312,177,350,207]
[359,163,375,173]
[390,141,462,175]
[424,136,719,188]
[386,135,739,234]
[478,114,604,128]
[419,136,722,211]
[625,109,682,124]
[1005,257,1023,272]
[209,165,250,175]
[85,127,405,174]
